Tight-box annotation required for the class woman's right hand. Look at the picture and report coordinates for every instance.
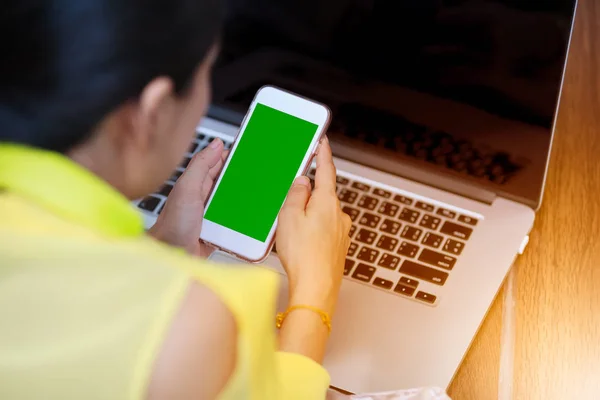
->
[276,137,352,316]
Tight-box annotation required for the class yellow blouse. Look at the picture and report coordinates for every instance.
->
[0,144,330,400]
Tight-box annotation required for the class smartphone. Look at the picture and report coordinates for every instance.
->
[200,86,331,262]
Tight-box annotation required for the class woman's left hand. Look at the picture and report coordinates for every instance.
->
[148,138,227,257]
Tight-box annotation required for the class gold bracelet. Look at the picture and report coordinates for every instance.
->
[276,305,332,333]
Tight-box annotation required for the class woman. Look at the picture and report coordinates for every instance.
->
[0,0,351,399]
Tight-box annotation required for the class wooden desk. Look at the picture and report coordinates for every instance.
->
[448,1,600,399]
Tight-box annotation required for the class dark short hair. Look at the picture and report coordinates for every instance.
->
[0,0,223,153]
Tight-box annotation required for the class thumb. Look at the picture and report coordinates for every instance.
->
[181,138,224,186]
[281,176,311,215]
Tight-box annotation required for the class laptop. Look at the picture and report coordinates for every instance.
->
[135,0,578,393]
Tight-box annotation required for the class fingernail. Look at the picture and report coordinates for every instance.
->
[210,138,222,149]
[294,176,311,187]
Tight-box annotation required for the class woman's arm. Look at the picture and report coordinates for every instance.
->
[146,282,237,399]
[147,137,349,399]
[151,137,349,365]
[276,137,351,363]
[148,138,228,257]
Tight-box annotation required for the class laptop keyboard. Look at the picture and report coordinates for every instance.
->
[136,131,233,216]
[305,167,478,306]
[137,129,479,306]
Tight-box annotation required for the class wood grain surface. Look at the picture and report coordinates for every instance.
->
[448,0,600,399]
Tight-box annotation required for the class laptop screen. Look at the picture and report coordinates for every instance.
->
[211,0,577,206]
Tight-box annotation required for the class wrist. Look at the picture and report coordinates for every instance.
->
[147,221,190,252]
[147,220,177,246]
[288,281,339,316]
[147,221,164,241]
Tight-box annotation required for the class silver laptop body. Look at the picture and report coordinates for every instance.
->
[136,1,578,393]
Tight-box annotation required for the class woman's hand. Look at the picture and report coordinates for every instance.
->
[148,138,227,257]
[276,137,352,315]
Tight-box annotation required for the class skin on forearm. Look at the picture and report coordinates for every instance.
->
[277,308,330,364]
[276,286,338,364]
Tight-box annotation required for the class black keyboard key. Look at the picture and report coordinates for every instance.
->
[398,208,420,223]
[380,219,401,235]
[416,291,437,304]
[394,195,413,205]
[344,259,355,276]
[399,276,419,288]
[351,182,371,192]
[359,212,381,228]
[338,189,358,204]
[342,206,360,222]
[347,242,359,257]
[357,195,379,210]
[159,184,173,197]
[437,208,456,219]
[419,214,441,230]
[180,157,192,168]
[399,260,449,285]
[401,226,423,242]
[376,235,399,252]
[352,263,376,282]
[394,284,416,296]
[379,201,399,217]
[169,170,183,182]
[415,201,435,212]
[355,228,377,245]
[138,196,160,212]
[349,225,357,238]
[188,142,199,154]
[373,277,394,289]
[373,188,392,198]
[197,133,206,140]
[458,215,479,226]
[397,241,419,258]
[336,176,350,185]
[443,238,465,255]
[378,253,400,270]
[422,232,443,248]
[357,246,380,263]
[419,248,457,270]
[440,221,473,240]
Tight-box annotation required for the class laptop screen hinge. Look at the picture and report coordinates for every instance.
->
[330,140,497,206]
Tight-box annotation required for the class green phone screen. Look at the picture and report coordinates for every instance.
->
[204,103,318,242]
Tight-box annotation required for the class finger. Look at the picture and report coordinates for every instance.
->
[204,149,229,184]
[342,213,352,233]
[180,138,224,189]
[200,151,228,198]
[280,176,311,215]
[201,159,223,199]
[207,156,225,181]
[314,136,337,193]
[201,174,215,200]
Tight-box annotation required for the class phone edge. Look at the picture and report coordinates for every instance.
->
[200,85,332,264]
